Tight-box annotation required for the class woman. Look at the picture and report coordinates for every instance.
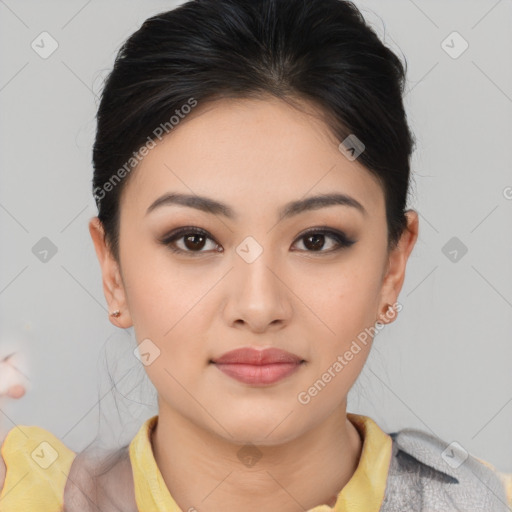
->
[1,0,510,510]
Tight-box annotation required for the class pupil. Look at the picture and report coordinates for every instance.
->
[306,234,324,251]
[185,234,205,250]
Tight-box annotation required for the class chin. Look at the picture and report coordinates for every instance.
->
[210,410,306,447]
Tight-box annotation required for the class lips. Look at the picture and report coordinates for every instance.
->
[212,347,303,365]
[211,347,304,385]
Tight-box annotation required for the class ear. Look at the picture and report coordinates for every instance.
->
[377,210,419,324]
[88,217,133,329]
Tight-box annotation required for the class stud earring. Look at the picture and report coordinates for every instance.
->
[110,310,121,318]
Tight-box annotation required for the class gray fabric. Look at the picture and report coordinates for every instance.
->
[380,428,510,511]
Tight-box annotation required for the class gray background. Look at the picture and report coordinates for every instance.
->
[1,0,511,472]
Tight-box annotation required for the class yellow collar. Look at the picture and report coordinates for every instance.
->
[129,413,392,511]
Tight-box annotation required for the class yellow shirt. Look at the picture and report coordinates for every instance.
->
[1,414,510,511]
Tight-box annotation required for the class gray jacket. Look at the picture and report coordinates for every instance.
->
[381,427,510,511]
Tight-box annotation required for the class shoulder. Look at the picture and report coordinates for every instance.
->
[0,423,76,511]
[383,427,511,511]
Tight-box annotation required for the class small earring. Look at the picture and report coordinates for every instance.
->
[110,310,121,318]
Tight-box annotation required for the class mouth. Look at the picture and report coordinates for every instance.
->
[210,347,305,386]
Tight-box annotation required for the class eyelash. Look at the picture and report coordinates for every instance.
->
[160,226,356,256]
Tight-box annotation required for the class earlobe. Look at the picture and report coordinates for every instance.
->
[377,302,398,325]
[88,217,133,329]
[377,210,419,323]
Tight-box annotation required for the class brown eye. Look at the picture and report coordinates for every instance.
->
[303,233,326,251]
[182,233,207,251]
[161,226,355,257]
[292,228,356,253]
[161,227,221,255]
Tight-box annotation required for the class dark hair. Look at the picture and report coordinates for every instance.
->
[92,0,414,259]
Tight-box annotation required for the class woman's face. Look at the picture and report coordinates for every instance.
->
[90,96,417,444]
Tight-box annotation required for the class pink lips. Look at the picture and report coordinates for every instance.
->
[211,347,304,385]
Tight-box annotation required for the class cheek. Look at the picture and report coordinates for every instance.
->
[336,268,382,330]
[296,265,382,411]
[298,251,385,398]
[121,235,230,368]
[121,236,203,332]
[308,258,383,342]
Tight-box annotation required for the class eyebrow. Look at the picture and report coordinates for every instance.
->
[145,192,367,220]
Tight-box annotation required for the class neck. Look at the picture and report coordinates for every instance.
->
[152,402,363,512]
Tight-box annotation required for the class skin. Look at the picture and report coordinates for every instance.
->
[90,95,418,511]
[1,96,419,509]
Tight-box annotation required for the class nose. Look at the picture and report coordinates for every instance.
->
[222,249,293,334]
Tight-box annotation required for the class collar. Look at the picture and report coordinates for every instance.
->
[129,415,181,511]
[390,427,464,482]
[317,413,392,511]
[129,413,392,512]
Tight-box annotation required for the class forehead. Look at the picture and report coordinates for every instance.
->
[120,96,385,220]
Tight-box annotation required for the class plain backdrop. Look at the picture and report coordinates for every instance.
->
[1,0,511,472]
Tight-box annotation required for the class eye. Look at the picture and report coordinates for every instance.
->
[160,226,356,256]
[291,227,356,253]
[161,227,221,256]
